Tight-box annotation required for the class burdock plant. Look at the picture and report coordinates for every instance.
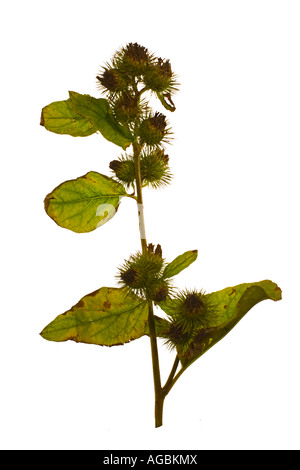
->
[40,43,282,428]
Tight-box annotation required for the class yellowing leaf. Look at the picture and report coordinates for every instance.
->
[40,287,149,346]
[40,98,97,136]
[44,172,128,233]
[158,280,282,368]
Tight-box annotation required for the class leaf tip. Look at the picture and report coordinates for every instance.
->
[44,193,52,213]
[39,328,47,340]
[40,109,45,126]
[262,280,282,301]
[274,284,282,300]
[123,142,132,151]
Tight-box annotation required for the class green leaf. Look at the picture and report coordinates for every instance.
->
[159,280,282,367]
[41,92,133,149]
[163,250,198,278]
[40,97,97,137]
[67,91,109,122]
[40,287,149,346]
[68,92,133,149]
[44,171,128,233]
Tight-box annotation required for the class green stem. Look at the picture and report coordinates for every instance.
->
[164,369,184,399]
[148,301,164,427]
[133,140,164,428]
[162,355,180,396]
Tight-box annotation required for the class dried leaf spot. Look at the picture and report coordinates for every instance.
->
[103,300,111,309]
[74,299,85,309]
[88,289,100,297]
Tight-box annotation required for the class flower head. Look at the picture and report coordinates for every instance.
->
[138,112,171,147]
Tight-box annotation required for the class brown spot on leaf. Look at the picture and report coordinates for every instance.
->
[74,299,85,309]
[88,289,100,297]
[40,110,45,126]
[229,288,236,296]
[224,304,227,309]
[103,300,111,309]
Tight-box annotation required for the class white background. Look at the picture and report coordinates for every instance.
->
[1,0,299,450]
